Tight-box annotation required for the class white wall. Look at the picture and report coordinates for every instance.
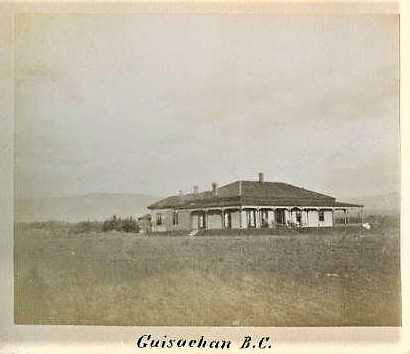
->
[283,209,335,227]
[151,208,192,232]
[306,210,319,227]
[208,213,223,229]
[230,211,240,229]
[284,209,290,225]
[152,207,335,231]
[288,210,299,225]
[301,211,308,226]
[177,210,191,230]
[267,210,275,227]
[191,214,199,230]
[240,210,247,229]
[150,208,169,232]
[319,210,333,227]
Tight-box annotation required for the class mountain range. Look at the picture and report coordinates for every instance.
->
[15,193,158,223]
[14,191,400,223]
[341,192,400,216]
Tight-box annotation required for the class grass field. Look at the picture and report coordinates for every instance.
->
[14,220,401,326]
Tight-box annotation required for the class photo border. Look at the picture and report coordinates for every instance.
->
[1,1,408,353]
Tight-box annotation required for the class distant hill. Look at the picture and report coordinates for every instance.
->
[15,191,400,223]
[341,192,400,216]
[15,193,159,223]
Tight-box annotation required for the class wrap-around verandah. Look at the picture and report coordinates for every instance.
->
[190,205,364,230]
[148,175,364,233]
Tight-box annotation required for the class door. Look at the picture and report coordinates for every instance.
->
[275,209,286,225]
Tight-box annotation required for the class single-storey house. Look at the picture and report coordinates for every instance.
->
[147,173,363,233]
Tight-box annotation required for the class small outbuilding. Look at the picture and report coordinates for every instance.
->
[137,213,152,234]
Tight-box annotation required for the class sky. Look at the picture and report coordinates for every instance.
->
[14,14,399,200]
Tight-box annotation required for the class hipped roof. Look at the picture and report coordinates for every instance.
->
[148,181,363,210]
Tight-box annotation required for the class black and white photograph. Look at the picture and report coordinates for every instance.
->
[1,0,408,352]
[11,10,401,329]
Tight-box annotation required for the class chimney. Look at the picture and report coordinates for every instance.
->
[193,185,199,194]
[179,190,183,197]
[211,182,218,196]
[258,172,264,183]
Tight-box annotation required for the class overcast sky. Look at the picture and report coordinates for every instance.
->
[14,14,399,200]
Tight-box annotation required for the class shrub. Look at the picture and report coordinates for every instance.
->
[102,215,139,233]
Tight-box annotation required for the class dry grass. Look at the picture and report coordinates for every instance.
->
[14,221,401,326]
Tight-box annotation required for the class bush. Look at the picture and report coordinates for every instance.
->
[102,215,139,233]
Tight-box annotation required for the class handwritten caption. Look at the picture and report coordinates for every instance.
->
[136,334,273,350]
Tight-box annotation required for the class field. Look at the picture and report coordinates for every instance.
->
[14,219,401,326]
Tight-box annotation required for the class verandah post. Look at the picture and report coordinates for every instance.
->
[344,209,347,231]
[204,210,208,230]
[306,208,309,227]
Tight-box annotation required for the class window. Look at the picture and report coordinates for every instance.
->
[319,210,325,222]
[156,213,163,225]
[296,210,302,224]
[172,210,179,226]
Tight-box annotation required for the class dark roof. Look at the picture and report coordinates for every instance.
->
[333,201,364,208]
[148,181,363,209]
[137,213,151,220]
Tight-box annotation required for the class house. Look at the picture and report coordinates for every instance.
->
[137,213,152,234]
[147,173,363,233]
